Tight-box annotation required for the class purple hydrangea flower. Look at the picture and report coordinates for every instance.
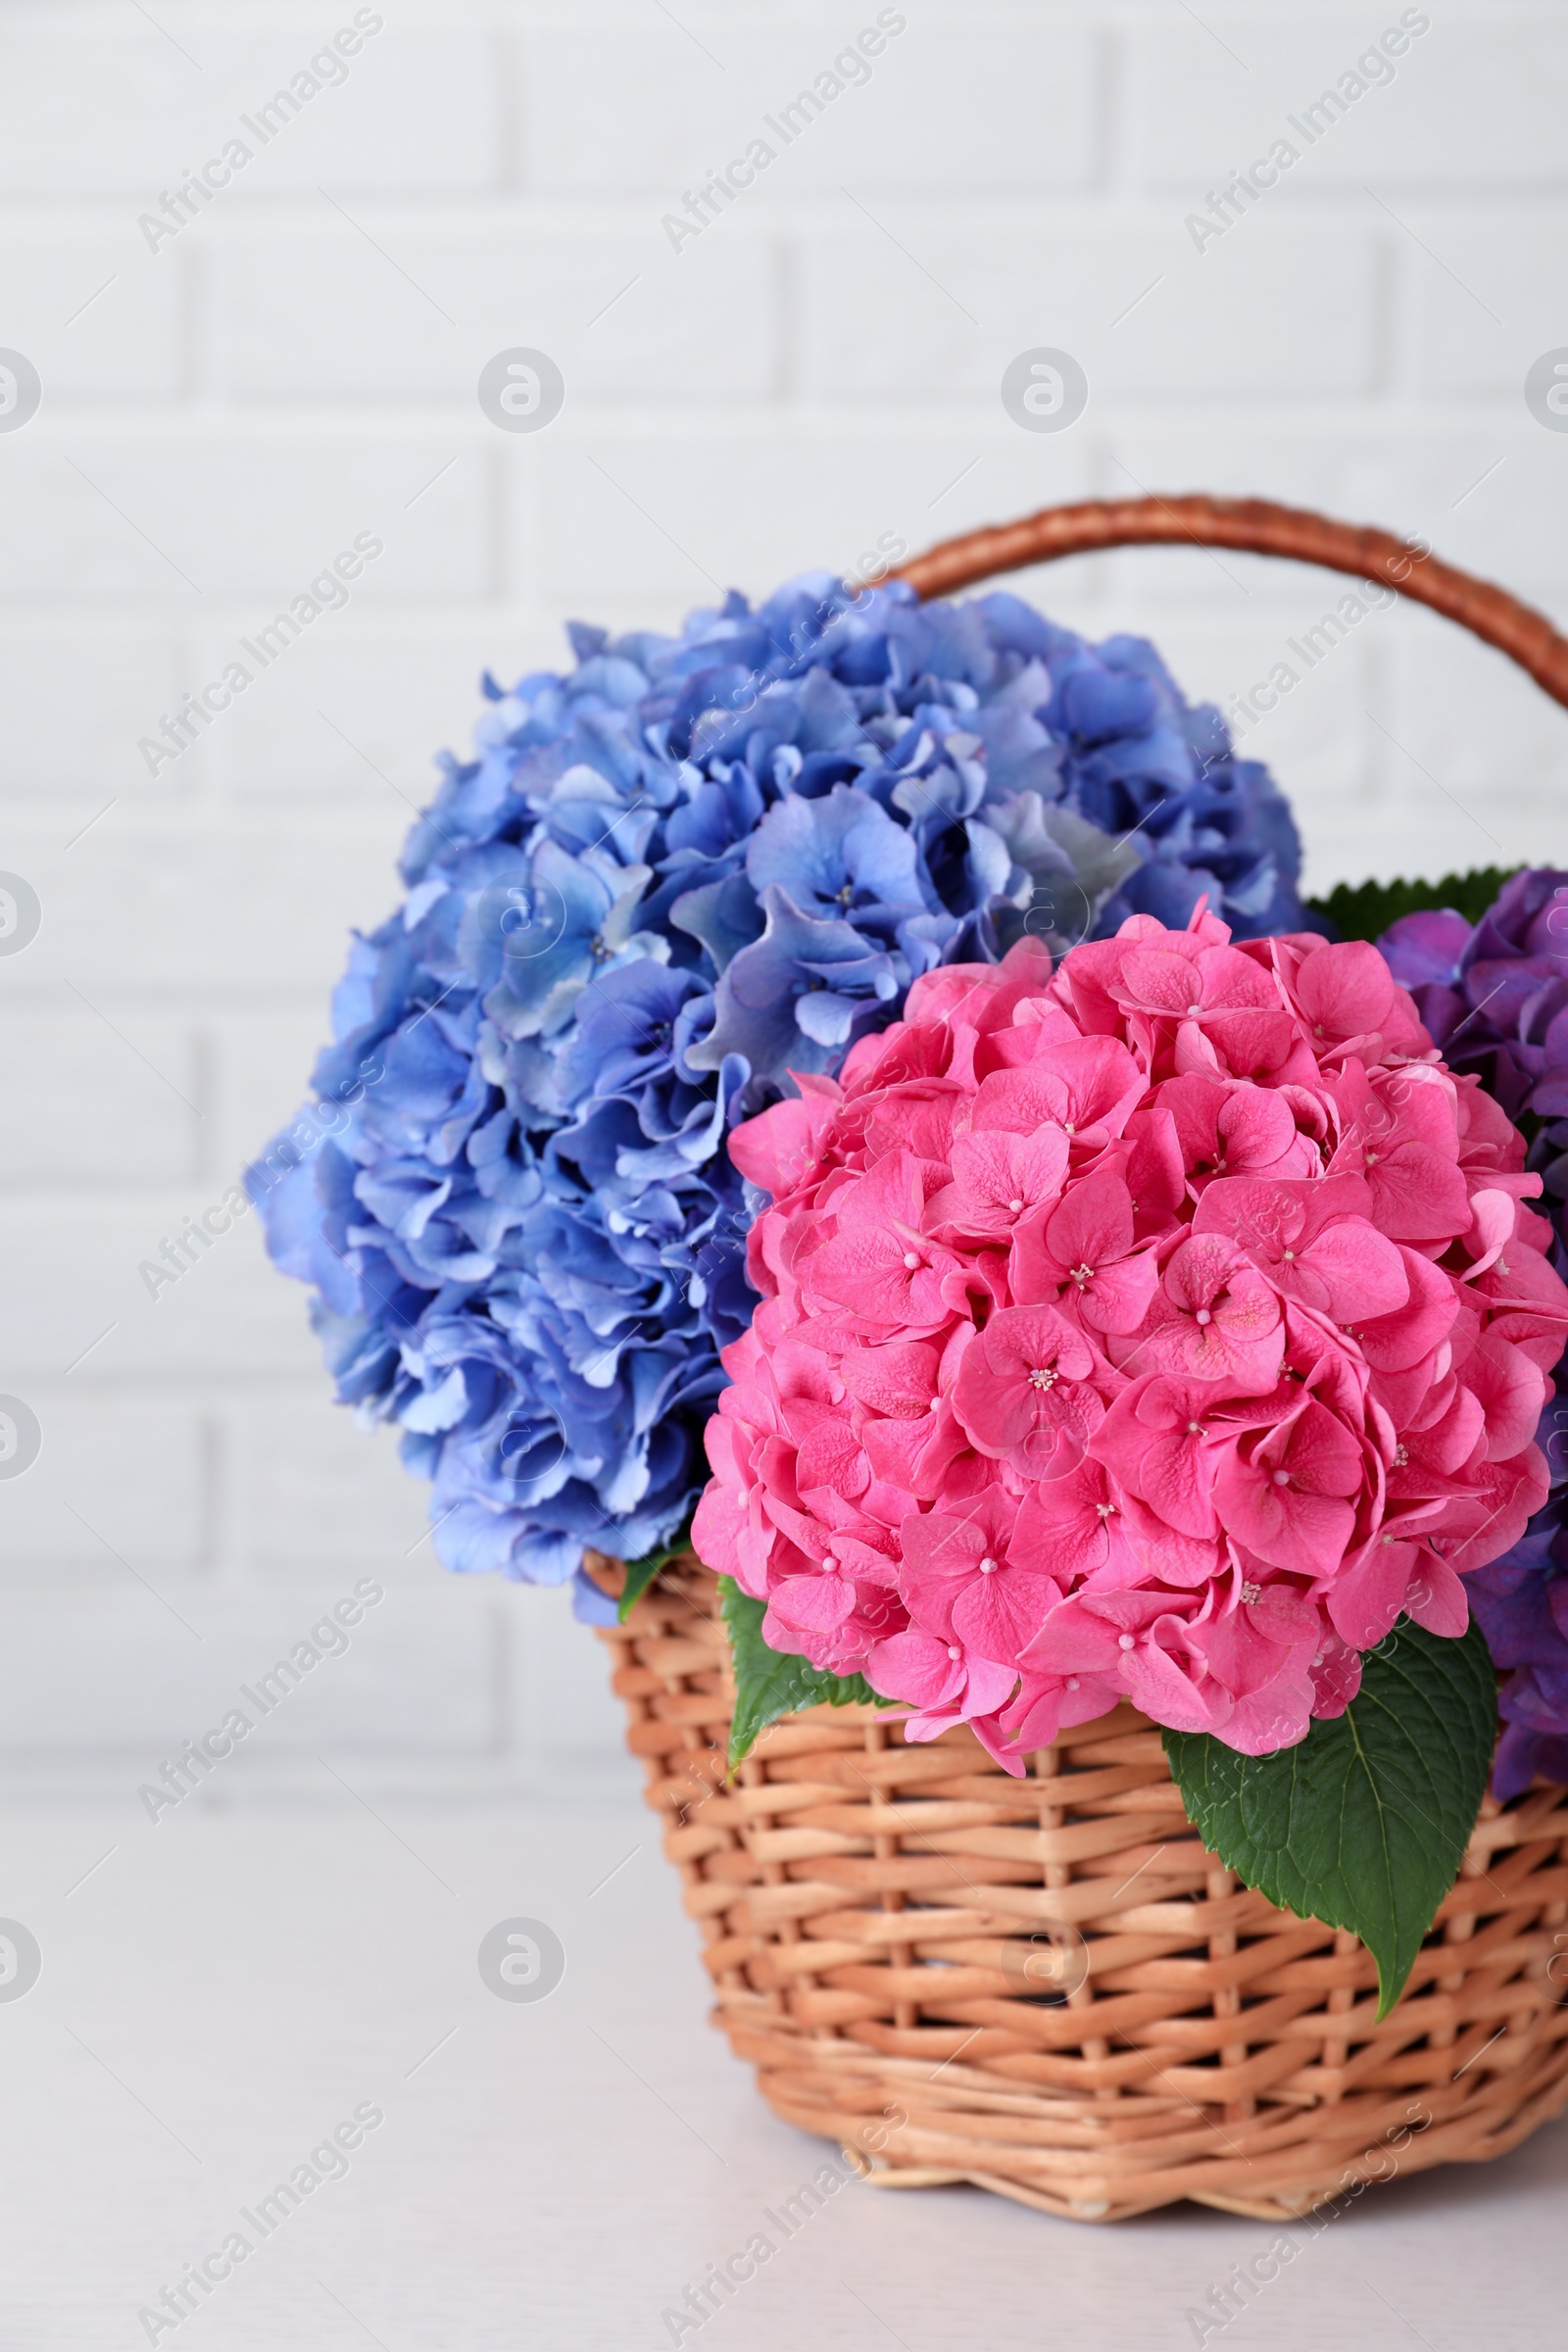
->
[1380,869,1568,1123]
[1383,870,1568,1790]
[250,570,1308,1618]
[1468,1446,1568,1800]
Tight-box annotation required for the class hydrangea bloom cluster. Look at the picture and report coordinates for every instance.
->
[254,570,1307,1621]
[1381,870,1568,1794]
[1465,1459,1568,1797]
[694,908,1568,1767]
[1378,869,1568,1130]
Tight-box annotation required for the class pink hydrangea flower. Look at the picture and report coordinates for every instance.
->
[692,909,1568,1770]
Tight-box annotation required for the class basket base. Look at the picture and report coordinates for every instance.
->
[721,2010,1568,2223]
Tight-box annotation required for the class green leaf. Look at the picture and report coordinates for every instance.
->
[1162,1616,1496,2018]
[615,1514,695,1624]
[1305,865,1519,945]
[719,1576,881,1769]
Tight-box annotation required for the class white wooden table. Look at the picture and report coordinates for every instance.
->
[5,1784,1562,2349]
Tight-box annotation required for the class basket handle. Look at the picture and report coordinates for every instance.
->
[890,494,1568,713]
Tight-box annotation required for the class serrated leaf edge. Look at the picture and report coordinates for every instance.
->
[1161,1620,1494,2019]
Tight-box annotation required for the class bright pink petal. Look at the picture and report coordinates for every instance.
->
[1212,1401,1362,1576]
[837,1341,940,1419]
[865,1629,962,1708]
[1010,1456,1117,1582]
[727,1087,839,1198]
[970,1034,1145,1147]
[1291,939,1396,1046]
[1130,1235,1285,1391]
[930,1127,1070,1236]
[1092,1374,1221,1539]
[951,1302,1105,1475]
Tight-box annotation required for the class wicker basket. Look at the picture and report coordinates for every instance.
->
[596,496,1568,2218]
[599,1559,1568,2222]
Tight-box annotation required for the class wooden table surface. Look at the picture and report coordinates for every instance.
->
[4,1783,1562,2350]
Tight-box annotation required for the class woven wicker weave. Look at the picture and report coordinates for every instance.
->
[593,497,1568,2217]
[597,1558,1568,2222]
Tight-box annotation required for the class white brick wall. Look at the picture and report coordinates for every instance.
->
[4,0,1565,1794]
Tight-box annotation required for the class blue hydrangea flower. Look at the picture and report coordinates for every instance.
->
[251,569,1307,1623]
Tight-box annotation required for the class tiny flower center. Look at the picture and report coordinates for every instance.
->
[1281,1249,1295,1261]
[1066,1676,1080,1690]
[928,1396,941,1412]
[1095,1502,1115,1520]
[1394,1444,1408,1467]
[903,1251,920,1270]
[1195,1306,1212,1326]
[947,1645,961,1660]
[1365,1149,1379,1164]
[1063,1121,1076,1136]
[1070,1261,1095,1287]
[1186,1002,1202,1017]
[1117,1634,1135,1650]
[1008,1198,1024,1213]
[979,1555,998,1575]
[1028,1366,1058,1391]
[1240,1581,1261,1604]
[1186,1421,1203,1436]
[1272,1468,1290,1487]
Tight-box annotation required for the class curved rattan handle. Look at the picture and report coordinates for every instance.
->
[892,494,1568,713]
